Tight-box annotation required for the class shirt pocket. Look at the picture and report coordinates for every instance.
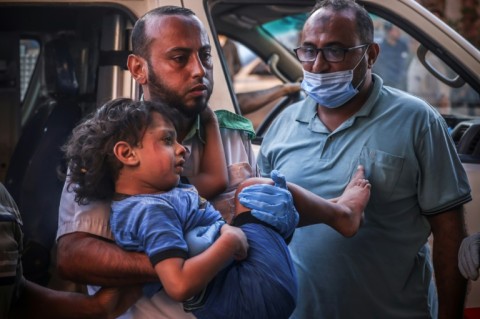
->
[357,146,405,203]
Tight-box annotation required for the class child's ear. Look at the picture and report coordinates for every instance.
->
[113,141,139,166]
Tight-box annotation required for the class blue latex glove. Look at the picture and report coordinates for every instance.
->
[238,170,299,238]
[185,220,225,257]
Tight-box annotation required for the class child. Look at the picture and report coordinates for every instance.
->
[63,98,370,319]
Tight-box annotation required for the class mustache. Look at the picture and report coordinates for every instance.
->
[146,63,211,117]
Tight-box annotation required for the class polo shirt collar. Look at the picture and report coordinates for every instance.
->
[353,74,383,119]
[295,96,318,124]
[184,115,205,144]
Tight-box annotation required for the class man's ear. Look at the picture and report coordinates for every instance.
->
[127,54,148,85]
[367,43,380,68]
[113,141,139,166]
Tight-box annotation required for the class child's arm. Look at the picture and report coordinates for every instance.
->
[153,224,247,302]
[188,107,228,199]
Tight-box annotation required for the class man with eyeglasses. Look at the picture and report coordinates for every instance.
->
[256,0,470,318]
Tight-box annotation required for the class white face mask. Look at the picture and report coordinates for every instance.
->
[300,48,368,108]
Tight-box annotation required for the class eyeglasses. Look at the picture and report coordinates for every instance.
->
[294,44,370,63]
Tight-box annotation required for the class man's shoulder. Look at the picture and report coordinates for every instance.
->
[378,86,444,126]
[381,86,433,111]
[214,110,255,140]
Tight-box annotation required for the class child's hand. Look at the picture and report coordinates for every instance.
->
[185,220,225,257]
[220,224,249,261]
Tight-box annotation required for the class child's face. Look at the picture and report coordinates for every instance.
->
[134,112,186,193]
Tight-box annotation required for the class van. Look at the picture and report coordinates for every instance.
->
[0,0,478,315]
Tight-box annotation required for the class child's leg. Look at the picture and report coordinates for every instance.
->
[233,177,273,218]
[236,166,370,237]
[193,177,297,319]
[336,166,371,216]
[286,165,370,237]
[193,222,297,319]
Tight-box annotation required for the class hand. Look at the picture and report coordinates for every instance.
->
[94,285,142,319]
[199,106,217,125]
[458,232,480,280]
[185,220,225,257]
[238,170,299,238]
[282,83,301,95]
[220,224,249,260]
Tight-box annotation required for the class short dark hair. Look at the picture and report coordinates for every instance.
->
[310,0,374,44]
[131,6,196,58]
[63,98,180,204]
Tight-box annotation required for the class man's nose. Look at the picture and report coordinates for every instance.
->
[190,53,206,77]
[309,50,330,73]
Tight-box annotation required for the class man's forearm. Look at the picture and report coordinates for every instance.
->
[11,279,106,319]
[429,208,467,319]
[11,279,141,319]
[237,84,300,115]
[57,232,158,286]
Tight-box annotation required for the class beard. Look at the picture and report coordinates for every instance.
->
[147,60,211,118]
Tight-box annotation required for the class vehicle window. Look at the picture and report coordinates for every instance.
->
[371,16,479,119]
[262,14,306,51]
[233,48,282,96]
[256,12,480,130]
[220,35,281,94]
[19,39,40,102]
[219,35,284,129]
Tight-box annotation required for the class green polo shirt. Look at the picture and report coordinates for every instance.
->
[258,74,471,318]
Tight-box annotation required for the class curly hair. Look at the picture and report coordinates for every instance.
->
[63,98,179,204]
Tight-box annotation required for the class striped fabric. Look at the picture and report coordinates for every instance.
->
[0,183,24,317]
